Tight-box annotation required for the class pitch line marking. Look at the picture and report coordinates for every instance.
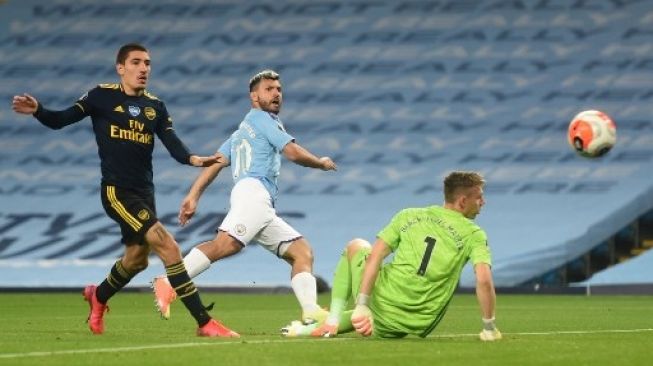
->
[1,328,652,359]
[0,338,349,359]
[428,328,653,338]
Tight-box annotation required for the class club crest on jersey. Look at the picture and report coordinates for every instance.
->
[144,107,156,120]
[128,106,141,117]
[137,209,150,221]
[234,224,247,236]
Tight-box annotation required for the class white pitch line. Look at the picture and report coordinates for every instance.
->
[0,338,347,359]
[427,328,653,338]
[1,328,653,359]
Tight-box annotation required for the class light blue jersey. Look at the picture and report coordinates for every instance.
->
[218,108,294,202]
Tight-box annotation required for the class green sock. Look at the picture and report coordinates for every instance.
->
[331,250,352,300]
[326,251,352,326]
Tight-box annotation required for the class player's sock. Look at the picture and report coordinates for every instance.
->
[325,250,352,325]
[165,261,211,326]
[183,247,212,278]
[96,259,135,304]
[291,272,320,313]
[331,250,352,300]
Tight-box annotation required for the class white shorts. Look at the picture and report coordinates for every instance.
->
[219,177,302,257]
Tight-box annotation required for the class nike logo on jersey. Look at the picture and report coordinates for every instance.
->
[114,106,125,113]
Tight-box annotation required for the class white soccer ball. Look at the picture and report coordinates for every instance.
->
[567,110,617,158]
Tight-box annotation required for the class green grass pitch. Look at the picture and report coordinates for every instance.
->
[0,292,651,366]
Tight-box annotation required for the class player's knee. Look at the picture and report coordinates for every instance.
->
[346,238,370,259]
[301,246,314,264]
[202,233,243,260]
[283,239,313,264]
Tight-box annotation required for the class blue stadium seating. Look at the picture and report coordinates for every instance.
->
[1,0,653,288]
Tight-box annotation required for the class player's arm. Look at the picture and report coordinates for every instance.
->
[282,142,337,171]
[475,262,501,341]
[157,124,221,168]
[155,104,220,167]
[178,138,231,226]
[351,238,392,337]
[179,152,230,226]
[358,238,391,297]
[12,93,86,129]
[157,127,218,167]
[475,263,495,319]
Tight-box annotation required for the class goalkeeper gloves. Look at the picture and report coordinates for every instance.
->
[479,317,502,341]
[351,294,373,337]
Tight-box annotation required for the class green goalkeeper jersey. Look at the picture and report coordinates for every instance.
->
[371,205,491,338]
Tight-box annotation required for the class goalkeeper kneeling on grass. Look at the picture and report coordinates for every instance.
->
[282,171,501,341]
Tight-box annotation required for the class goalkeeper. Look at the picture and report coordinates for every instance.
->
[282,171,501,341]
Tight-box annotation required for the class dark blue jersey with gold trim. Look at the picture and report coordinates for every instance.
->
[33,83,192,192]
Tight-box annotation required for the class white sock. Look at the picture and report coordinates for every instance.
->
[291,272,319,313]
[182,248,212,279]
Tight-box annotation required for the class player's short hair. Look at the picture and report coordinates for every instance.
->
[443,171,485,203]
[249,70,280,92]
[116,43,148,65]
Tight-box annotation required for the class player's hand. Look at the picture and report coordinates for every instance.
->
[351,304,373,337]
[178,196,198,226]
[319,157,337,171]
[189,154,221,167]
[479,317,502,341]
[12,93,39,115]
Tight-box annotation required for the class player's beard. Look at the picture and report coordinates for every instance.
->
[260,99,281,114]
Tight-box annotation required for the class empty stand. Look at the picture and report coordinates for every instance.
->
[1,0,653,289]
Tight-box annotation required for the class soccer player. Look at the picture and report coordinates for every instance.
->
[281,171,502,341]
[152,70,337,334]
[11,43,237,338]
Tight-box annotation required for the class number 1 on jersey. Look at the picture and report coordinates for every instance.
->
[417,236,437,276]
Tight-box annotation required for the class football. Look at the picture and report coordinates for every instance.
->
[567,110,617,158]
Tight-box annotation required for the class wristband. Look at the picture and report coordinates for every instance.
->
[356,293,370,306]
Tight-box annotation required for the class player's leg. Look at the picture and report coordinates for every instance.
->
[280,238,327,323]
[90,245,147,304]
[153,178,267,321]
[282,239,369,337]
[312,238,370,336]
[145,222,239,337]
[152,231,242,318]
[254,214,326,324]
[83,246,145,335]
[84,184,153,334]
[182,177,269,277]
